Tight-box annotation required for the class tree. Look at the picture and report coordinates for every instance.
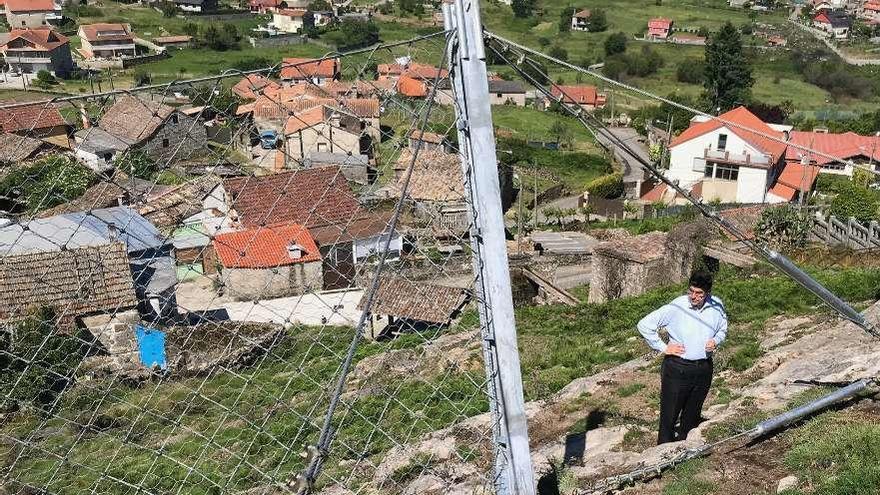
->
[676,60,705,84]
[114,150,158,180]
[548,45,568,62]
[755,204,812,251]
[586,9,608,32]
[604,32,627,56]
[183,22,199,38]
[308,0,332,10]
[602,55,628,80]
[336,18,379,48]
[830,183,879,223]
[133,69,152,87]
[559,6,572,33]
[159,1,177,17]
[704,22,754,112]
[550,120,573,149]
[511,0,535,18]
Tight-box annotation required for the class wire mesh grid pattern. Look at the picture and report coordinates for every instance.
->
[0,29,507,495]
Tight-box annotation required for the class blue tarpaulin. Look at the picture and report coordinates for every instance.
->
[135,325,167,370]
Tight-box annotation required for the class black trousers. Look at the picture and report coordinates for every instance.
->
[658,355,713,445]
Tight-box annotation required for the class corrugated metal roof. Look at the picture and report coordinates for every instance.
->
[0,206,166,256]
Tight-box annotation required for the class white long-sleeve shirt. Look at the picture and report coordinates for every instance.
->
[637,294,728,360]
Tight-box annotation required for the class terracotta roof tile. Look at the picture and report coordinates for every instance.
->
[5,0,55,12]
[78,23,134,42]
[786,131,880,165]
[98,95,176,144]
[573,9,591,18]
[280,57,339,80]
[669,106,787,163]
[393,148,464,202]
[0,242,138,325]
[358,277,469,324]
[2,28,68,51]
[770,162,820,200]
[409,129,445,144]
[0,101,67,132]
[213,222,321,268]
[648,18,673,28]
[223,167,363,229]
[139,175,222,229]
[397,74,427,97]
[550,85,604,106]
[310,212,392,245]
[232,74,281,100]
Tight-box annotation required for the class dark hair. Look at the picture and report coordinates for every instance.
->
[688,271,713,292]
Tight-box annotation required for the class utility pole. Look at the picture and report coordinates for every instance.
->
[533,157,538,230]
[444,1,536,494]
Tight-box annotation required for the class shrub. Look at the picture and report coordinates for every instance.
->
[676,60,705,84]
[114,150,158,180]
[604,32,627,57]
[829,183,880,223]
[585,9,608,32]
[133,69,152,87]
[586,173,624,199]
[548,45,568,62]
[755,204,812,251]
[0,154,94,212]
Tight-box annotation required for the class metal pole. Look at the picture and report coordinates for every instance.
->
[448,1,536,493]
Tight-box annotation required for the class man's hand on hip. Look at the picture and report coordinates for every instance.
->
[705,339,717,352]
[664,342,685,356]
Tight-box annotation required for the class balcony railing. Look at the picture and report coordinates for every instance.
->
[703,148,770,166]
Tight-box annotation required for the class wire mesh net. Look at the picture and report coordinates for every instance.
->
[0,31,505,495]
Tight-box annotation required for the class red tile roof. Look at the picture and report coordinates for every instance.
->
[648,18,673,29]
[573,9,591,18]
[641,182,667,202]
[865,1,880,11]
[5,0,55,12]
[814,12,831,23]
[232,74,281,100]
[0,101,67,132]
[550,85,604,106]
[786,131,880,166]
[249,0,281,6]
[669,106,787,163]
[78,23,134,42]
[397,74,428,97]
[275,8,306,16]
[280,57,339,81]
[213,222,321,268]
[223,167,363,229]
[1,28,68,51]
[377,62,448,80]
[283,105,327,134]
[770,162,820,201]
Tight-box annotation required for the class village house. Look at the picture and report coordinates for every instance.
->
[0,101,71,148]
[73,127,130,172]
[859,0,880,22]
[77,23,136,60]
[312,10,334,26]
[377,61,448,82]
[232,74,282,100]
[435,78,525,106]
[4,0,62,29]
[89,94,208,164]
[392,148,515,236]
[171,0,218,12]
[282,104,365,163]
[359,277,470,337]
[0,132,48,165]
[249,0,281,13]
[662,106,803,204]
[302,151,372,184]
[272,8,307,33]
[647,18,673,39]
[550,84,607,111]
[408,129,450,153]
[811,0,846,11]
[786,130,880,177]
[813,11,851,38]
[0,243,141,358]
[203,167,402,290]
[151,35,193,49]
[570,9,594,31]
[213,222,323,300]
[0,206,179,321]
[280,57,340,85]
[284,97,381,141]
[0,27,74,77]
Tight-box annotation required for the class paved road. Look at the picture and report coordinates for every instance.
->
[595,127,651,184]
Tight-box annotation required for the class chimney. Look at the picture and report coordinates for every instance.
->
[108,223,119,241]
[287,243,304,260]
[79,104,90,129]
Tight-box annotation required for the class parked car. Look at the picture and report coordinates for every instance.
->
[260,130,278,149]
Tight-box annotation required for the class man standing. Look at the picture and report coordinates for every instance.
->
[637,271,728,444]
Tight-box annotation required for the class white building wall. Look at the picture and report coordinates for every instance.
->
[353,233,402,262]
[735,166,770,203]
[667,127,764,185]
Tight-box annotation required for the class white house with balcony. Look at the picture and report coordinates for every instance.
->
[665,106,797,204]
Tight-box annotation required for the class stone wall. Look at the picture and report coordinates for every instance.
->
[81,309,142,369]
[141,113,208,163]
[588,222,707,303]
[223,261,323,301]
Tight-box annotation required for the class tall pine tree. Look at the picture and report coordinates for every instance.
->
[703,22,754,112]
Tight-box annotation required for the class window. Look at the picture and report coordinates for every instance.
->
[822,161,845,171]
[717,133,728,151]
[171,114,179,124]
[496,93,503,97]
[162,138,169,148]
[713,163,739,181]
[317,142,328,152]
